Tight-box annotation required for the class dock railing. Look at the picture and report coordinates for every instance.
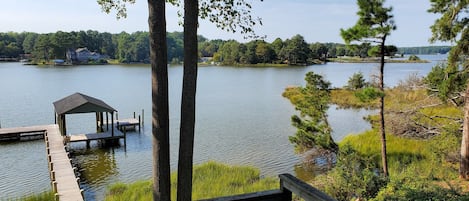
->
[201,173,336,201]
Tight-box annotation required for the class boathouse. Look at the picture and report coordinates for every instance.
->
[53,92,117,136]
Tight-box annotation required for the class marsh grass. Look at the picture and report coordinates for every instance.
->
[13,191,54,201]
[105,161,278,201]
[331,89,379,109]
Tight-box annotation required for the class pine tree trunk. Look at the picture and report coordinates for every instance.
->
[379,39,389,177]
[177,0,199,200]
[148,0,171,200]
[460,83,469,179]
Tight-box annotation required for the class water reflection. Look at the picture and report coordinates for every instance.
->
[72,147,119,200]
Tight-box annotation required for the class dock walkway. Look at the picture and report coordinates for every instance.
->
[0,125,84,201]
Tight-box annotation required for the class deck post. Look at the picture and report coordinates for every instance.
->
[95,112,99,132]
[62,115,67,136]
[52,181,58,193]
[51,170,56,181]
[133,112,136,118]
[124,128,127,146]
[280,176,293,201]
[100,112,104,132]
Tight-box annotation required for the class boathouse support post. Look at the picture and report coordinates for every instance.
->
[61,115,66,136]
[142,109,144,127]
[111,112,114,137]
[123,128,126,146]
[106,112,109,131]
[100,112,104,132]
[95,112,99,132]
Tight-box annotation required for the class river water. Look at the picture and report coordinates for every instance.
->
[0,55,445,200]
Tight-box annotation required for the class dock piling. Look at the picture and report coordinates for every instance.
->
[138,115,141,132]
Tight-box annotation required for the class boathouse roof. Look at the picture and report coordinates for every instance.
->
[53,92,116,115]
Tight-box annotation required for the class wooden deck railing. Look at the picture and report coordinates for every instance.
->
[201,173,336,201]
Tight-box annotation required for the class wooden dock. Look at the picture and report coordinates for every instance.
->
[0,125,48,141]
[66,129,126,148]
[0,125,84,201]
[45,124,84,201]
[99,118,141,132]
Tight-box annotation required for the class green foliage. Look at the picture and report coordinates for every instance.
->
[428,0,469,43]
[316,144,387,201]
[368,45,398,57]
[346,71,368,90]
[283,72,338,153]
[106,181,152,201]
[340,0,396,45]
[372,169,464,201]
[105,162,278,201]
[14,191,55,201]
[427,0,469,105]
[425,63,467,106]
[316,81,468,200]
[188,161,278,199]
[331,89,379,109]
[325,127,467,200]
[355,87,385,102]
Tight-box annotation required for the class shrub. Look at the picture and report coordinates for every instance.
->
[355,87,384,103]
[408,55,421,61]
[314,144,387,201]
[346,72,368,90]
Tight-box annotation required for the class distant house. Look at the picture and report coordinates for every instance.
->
[66,48,109,63]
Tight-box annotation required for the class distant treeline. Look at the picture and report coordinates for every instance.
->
[398,46,451,55]
[0,31,449,65]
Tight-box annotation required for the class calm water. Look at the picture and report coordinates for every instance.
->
[0,55,445,200]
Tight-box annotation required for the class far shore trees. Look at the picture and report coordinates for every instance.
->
[340,0,396,177]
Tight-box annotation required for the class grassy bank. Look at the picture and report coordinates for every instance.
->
[105,161,278,201]
[312,86,468,200]
[13,191,55,201]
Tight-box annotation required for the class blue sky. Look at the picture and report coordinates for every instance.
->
[1,0,451,47]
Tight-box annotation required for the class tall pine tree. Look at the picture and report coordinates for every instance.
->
[340,0,396,177]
